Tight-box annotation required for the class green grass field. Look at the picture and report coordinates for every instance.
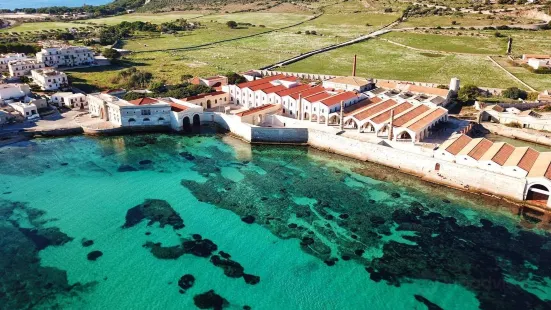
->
[398,13,539,28]
[122,24,268,52]
[382,31,508,55]
[0,21,87,33]
[506,30,551,56]
[492,57,551,91]
[85,13,204,25]
[282,38,526,89]
[285,12,398,38]
[195,12,314,28]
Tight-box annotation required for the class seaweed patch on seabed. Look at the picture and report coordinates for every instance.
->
[0,199,94,309]
[180,145,551,310]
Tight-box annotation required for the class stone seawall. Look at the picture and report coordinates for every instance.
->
[306,129,527,201]
[483,123,551,147]
[251,127,308,144]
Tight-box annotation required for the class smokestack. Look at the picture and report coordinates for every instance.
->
[352,54,357,77]
[388,109,394,141]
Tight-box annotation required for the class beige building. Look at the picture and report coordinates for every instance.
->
[8,59,45,77]
[88,94,171,127]
[31,69,68,91]
[322,76,373,92]
[181,91,229,110]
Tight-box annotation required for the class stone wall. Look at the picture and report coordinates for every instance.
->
[251,127,308,143]
[483,122,551,146]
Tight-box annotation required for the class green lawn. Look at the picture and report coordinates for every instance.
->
[0,21,87,33]
[492,56,551,91]
[505,30,551,56]
[282,38,526,89]
[122,23,268,52]
[196,12,314,29]
[398,13,539,28]
[382,31,508,55]
[285,13,399,38]
[85,13,204,25]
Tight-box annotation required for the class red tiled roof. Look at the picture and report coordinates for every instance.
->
[407,85,449,97]
[393,104,430,127]
[468,139,493,160]
[492,143,515,166]
[343,97,381,116]
[371,102,413,125]
[289,86,325,99]
[445,134,472,155]
[128,97,159,105]
[182,91,226,101]
[545,162,551,180]
[258,85,287,94]
[249,82,277,91]
[275,84,311,97]
[190,77,201,85]
[236,74,284,89]
[170,103,188,112]
[407,108,447,132]
[320,91,357,107]
[303,92,333,103]
[236,104,276,117]
[518,148,539,172]
[353,99,398,121]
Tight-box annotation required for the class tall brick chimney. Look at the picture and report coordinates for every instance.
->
[388,109,394,141]
[298,94,302,120]
[352,54,357,77]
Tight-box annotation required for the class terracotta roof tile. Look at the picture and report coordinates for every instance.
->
[353,99,398,121]
[444,134,472,155]
[393,105,430,127]
[303,92,332,103]
[289,86,326,99]
[182,91,226,101]
[407,108,447,132]
[236,74,284,89]
[275,84,311,97]
[492,143,515,166]
[236,104,276,117]
[371,102,413,124]
[128,97,160,106]
[343,97,381,116]
[468,139,493,160]
[320,91,357,107]
[518,148,540,172]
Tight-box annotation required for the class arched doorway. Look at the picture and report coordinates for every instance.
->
[526,184,550,204]
[396,131,412,142]
[319,115,326,124]
[304,112,310,120]
[311,114,318,122]
[344,119,358,129]
[377,125,388,137]
[158,117,165,124]
[237,99,240,105]
[435,163,440,171]
[193,114,200,127]
[207,100,212,109]
[182,116,191,132]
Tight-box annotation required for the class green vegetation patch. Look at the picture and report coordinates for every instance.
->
[383,31,507,55]
[85,13,203,25]
[287,13,398,38]
[0,22,87,33]
[399,13,539,28]
[195,12,313,29]
[492,57,551,91]
[282,39,525,89]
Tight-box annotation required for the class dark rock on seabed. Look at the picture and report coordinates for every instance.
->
[178,274,195,291]
[82,238,94,247]
[122,199,184,230]
[193,290,229,310]
[183,238,218,257]
[87,250,103,261]
[241,215,255,224]
[117,165,138,172]
[210,255,244,278]
[414,295,443,310]
[144,241,185,259]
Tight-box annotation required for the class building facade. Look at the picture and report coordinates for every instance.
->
[51,92,88,109]
[31,69,68,91]
[8,59,45,77]
[88,94,171,127]
[181,91,229,110]
[0,53,26,72]
[36,46,94,68]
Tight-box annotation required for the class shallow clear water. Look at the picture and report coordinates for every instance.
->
[0,133,550,310]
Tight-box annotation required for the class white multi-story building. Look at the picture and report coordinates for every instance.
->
[51,92,88,109]
[31,69,68,91]
[36,46,94,68]
[8,59,45,77]
[88,93,171,127]
[0,53,26,72]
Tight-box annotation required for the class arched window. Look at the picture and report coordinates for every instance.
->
[143,118,150,121]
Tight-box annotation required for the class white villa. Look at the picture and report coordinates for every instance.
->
[8,59,45,77]
[31,69,68,91]
[523,54,551,70]
[9,102,39,120]
[88,94,171,127]
[0,83,31,103]
[51,92,88,109]
[162,97,204,131]
[0,53,26,72]
[36,46,94,68]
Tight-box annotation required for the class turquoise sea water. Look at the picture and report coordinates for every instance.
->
[0,133,550,309]
[0,0,110,10]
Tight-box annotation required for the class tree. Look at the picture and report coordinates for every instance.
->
[225,72,246,85]
[458,84,481,103]
[502,87,527,100]
[226,21,238,29]
[181,74,193,82]
[102,48,121,60]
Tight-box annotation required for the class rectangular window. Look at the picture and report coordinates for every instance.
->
[141,110,151,116]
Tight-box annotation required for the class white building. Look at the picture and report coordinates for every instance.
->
[481,105,551,131]
[0,83,31,103]
[8,59,45,77]
[88,93,171,127]
[322,76,373,92]
[162,97,204,131]
[0,53,26,72]
[36,46,94,68]
[31,69,68,91]
[9,102,39,120]
[51,92,88,109]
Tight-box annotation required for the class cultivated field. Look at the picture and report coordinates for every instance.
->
[85,13,204,25]
[506,30,551,56]
[281,39,526,89]
[382,31,508,55]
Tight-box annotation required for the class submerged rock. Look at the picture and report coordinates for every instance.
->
[117,165,138,172]
[391,192,401,198]
[139,160,153,165]
[243,274,260,285]
[122,199,184,230]
[183,238,218,257]
[87,250,103,261]
[193,290,228,310]
[178,274,195,291]
[81,239,94,247]
[241,215,255,224]
[414,295,443,310]
[210,255,244,278]
[144,241,185,259]
[179,152,196,161]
